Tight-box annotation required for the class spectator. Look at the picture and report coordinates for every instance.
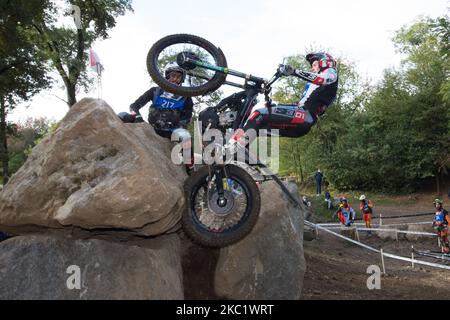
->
[359,195,374,229]
[314,169,323,196]
[325,191,332,209]
[335,197,356,227]
[302,195,312,207]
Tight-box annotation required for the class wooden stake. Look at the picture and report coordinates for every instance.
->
[380,248,386,275]
[411,246,415,269]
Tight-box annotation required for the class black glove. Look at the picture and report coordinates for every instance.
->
[278,64,295,76]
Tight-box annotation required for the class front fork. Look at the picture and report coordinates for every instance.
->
[208,165,228,207]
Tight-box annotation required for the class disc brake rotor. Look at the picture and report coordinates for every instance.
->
[208,190,235,216]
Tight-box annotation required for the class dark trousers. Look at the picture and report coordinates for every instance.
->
[316,182,322,195]
[243,104,316,138]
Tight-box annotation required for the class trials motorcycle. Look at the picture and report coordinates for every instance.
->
[147,34,307,248]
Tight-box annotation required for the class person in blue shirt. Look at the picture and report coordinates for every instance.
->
[119,64,194,138]
[433,199,450,254]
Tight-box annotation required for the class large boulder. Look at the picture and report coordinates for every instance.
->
[214,181,306,300]
[0,234,183,299]
[376,226,399,241]
[0,98,186,237]
[406,223,435,241]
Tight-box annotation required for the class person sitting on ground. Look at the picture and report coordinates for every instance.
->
[302,195,312,207]
[432,198,450,254]
[359,195,374,229]
[335,197,356,227]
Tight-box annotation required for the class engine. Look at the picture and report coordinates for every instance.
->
[218,110,238,127]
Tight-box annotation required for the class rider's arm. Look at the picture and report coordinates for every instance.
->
[293,68,338,86]
[129,87,157,120]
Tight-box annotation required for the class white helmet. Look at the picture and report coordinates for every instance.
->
[359,195,366,201]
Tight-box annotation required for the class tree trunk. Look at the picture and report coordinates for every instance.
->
[0,97,9,185]
[67,82,77,108]
[296,144,304,182]
[436,169,441,195]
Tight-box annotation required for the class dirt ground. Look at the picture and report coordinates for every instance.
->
[301,200,450,300]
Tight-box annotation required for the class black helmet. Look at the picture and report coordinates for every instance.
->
[164,63,186,84]
[306,52,336,70]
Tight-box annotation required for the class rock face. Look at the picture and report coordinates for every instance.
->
[0,234,183,300]
[214,181,306,300]
[0,98,186,237]
[376,226,399,240]
[406,223,435,241]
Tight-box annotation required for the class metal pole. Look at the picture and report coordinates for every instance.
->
[411,246,415,268]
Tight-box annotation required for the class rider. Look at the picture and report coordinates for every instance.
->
[359,195,374,229]
[230,52,338,144]
[432,198,450,254]
[335,197,356,227]
[119,64,194,138]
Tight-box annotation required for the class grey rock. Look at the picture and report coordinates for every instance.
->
[0,98,186,237]
[214,181,306,300]
[406,223,434,241]
[0,234,183,300]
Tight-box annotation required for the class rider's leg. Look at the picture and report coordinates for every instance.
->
[237,104,316,143]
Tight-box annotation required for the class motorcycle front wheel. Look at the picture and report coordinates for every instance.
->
[183,165,261,248]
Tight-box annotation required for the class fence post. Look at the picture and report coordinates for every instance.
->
[411,246,415,269]
[379,214,383,227]
[355,227,360,242]
[380,248,386,275]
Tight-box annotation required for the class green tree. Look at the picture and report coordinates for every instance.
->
[393,15,450,193]
[8,118,55,175]
[0,0,51,184]
[30,0,133,107]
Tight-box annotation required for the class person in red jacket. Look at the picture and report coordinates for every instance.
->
[335,197,356,227]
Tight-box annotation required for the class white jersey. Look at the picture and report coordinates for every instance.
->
[297,68,338,107]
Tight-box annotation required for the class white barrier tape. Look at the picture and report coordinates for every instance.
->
[383,222,431,227]
[318,221,431,227]
[304,220,450,271]
[357,228,436,236]
[317,226,436,236]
